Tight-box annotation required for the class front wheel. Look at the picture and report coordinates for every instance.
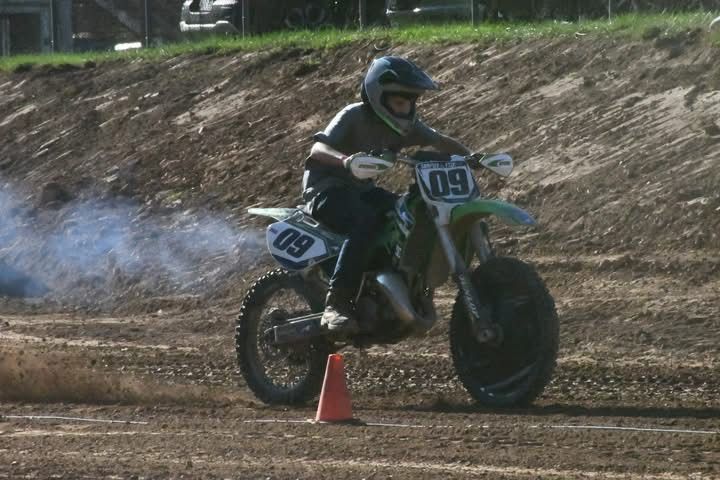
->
[236,269,331,405]
[450,257,559,407]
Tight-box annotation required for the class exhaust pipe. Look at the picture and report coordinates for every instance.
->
[375,272,437,332]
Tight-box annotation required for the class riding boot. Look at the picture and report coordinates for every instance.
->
[321,288,359,333]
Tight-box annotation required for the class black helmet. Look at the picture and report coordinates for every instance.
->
[361,56,438,136]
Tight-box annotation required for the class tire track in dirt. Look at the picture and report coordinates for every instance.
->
[270,458,707,479]
[8,451,703,480]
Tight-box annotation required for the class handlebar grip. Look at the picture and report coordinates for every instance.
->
[466,153,485,169]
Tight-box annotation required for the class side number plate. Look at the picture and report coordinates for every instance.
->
[267,222,328,269]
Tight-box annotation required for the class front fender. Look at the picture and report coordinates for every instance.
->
[451,199,536,228]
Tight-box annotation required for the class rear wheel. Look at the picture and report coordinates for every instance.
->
[450,257,559,407]
[236,269,331,405]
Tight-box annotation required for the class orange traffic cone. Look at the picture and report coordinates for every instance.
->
[315,354,355,423]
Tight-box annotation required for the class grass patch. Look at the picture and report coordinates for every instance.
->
[0,12,717,73]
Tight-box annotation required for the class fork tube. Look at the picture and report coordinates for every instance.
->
[435,223,497,342]
[435,224,464,275]
[470,221,492,264]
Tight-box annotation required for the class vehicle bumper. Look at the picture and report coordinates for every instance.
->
[179,20,239,34]
[386,5,484,25]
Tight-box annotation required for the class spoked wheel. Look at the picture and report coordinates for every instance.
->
[236,269,331,405]
[450,257,559,407]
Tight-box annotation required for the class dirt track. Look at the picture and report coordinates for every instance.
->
[1,259,719,479]
[1,28,720,479]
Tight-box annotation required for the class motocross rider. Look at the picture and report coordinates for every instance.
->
[303,56,471,333]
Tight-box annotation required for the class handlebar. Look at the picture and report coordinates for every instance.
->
[392,151,513,178]
[395,152,483,169]
[394,154,419,166]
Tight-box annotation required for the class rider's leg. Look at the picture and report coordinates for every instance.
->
[360,187,399,213]
[311,187,386,332]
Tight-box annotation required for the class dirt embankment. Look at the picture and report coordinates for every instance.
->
[1,32,720,480]
[0,30,719,310]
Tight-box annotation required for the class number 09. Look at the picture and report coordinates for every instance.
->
[272,229,316,259]
[428,168,470,197]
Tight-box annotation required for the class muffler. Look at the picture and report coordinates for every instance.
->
[271,312,323,345]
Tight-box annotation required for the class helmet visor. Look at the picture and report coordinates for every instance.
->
[381,92,417,119]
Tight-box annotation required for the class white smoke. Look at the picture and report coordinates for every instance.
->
[0,181,264,304]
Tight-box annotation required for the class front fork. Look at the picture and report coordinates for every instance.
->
[435,220,499,344]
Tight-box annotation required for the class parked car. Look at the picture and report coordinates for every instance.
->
[385,0,489,25]
[180,0,243,35]
[179,0,386,36]
[385,1,657,24]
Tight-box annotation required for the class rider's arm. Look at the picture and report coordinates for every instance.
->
[309,105,359,169]
[430,132,472,156]
[309,141,347,169]
[411,120,472,156]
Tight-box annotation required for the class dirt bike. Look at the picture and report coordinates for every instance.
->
[236,150,559,408]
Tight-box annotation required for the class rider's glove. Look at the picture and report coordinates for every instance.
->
[343,151,368,171]
[466,152,486,170]
[343,151,395,180]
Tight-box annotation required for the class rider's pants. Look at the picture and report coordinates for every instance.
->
[310,186,398,296]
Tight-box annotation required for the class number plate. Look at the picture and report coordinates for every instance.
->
[267,222,329,270]
[416,160,478,203]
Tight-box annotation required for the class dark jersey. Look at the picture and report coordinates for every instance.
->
[302,102,443,201]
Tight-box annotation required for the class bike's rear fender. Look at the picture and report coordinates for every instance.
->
[248,207,299,222]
